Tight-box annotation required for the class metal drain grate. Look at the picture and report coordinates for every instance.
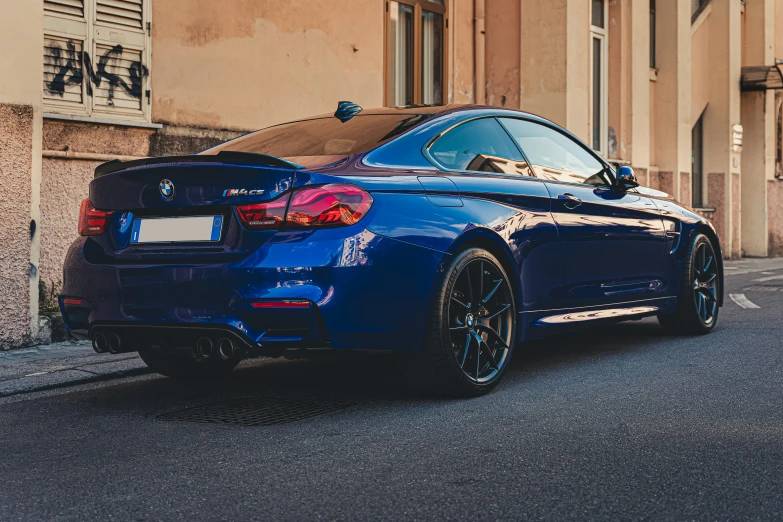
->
[157,396,356,427]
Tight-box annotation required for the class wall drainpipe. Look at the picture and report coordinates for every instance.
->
[474,0,486,105]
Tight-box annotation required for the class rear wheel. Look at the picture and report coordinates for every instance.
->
[403,248,517,397]
[658,233,720,335]
[138,348,239,379]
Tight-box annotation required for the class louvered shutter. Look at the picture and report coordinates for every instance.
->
[92,43,144,113]
[45,0,86,18]
[96,0,143,30]
[44,36,84,104]
[91,0,150,121]
[43,0,88,114]
[43,0,151,122]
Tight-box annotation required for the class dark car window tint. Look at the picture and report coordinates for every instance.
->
[429,118,532,176]
[202,114,428,162]
[499,118,610,186]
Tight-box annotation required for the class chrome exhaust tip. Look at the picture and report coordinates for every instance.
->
[107,333,122,354]
[217,338,234,360]
[92,333,108,353]
[196,337,214,359]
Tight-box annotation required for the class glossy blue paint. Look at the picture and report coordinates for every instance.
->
[61,105,724,353]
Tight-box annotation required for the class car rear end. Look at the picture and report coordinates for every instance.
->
[59,110,444,361]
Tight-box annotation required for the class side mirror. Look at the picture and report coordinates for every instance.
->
[616,166,638,190]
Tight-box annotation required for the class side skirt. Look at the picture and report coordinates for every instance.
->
[518,297,677,341]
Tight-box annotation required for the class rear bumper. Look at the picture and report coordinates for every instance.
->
[61,225,447,351]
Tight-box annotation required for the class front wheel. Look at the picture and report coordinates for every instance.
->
[403,248,517,397]
[658,233,720,335]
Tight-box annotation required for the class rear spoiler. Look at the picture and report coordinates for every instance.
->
[94,151,305,178]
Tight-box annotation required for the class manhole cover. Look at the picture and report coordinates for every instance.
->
[744,285,781,292]
[157,396,356,427]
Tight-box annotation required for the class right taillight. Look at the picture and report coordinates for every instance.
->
[235,184,373,231]
[78,199,113,236]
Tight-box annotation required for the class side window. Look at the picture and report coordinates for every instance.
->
[499,118,610,186]
[428,118,533,176]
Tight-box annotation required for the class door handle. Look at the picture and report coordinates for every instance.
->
[558,193,582,209]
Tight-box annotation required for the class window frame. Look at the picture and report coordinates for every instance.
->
[385,0,449,107]
[590,0,609,156]
[498,116,616,189]
[421,116,538,179]
[43,0,152,123]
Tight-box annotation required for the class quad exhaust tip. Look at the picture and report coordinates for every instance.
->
[92,333,108,353]
[217,338,234,360]
[107,333,122,354]
[196,337,214,359]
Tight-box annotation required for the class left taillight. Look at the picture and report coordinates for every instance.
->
[78,199,113,236]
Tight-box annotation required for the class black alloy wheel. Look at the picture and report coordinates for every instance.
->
[658,233,720,335]
[448,258,514,383]
[403,248,517,397]
[692,241,719,325]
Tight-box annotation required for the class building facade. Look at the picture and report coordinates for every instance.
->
[1,0,782,347]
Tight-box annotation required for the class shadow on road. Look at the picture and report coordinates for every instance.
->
[77,318,679,422]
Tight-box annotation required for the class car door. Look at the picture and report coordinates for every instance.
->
[423,116,565,313]
[499,117,666,307]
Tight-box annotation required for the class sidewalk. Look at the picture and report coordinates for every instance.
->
[0,341,147,398]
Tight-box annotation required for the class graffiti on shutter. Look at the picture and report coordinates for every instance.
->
[88,43,146,111]
[44,36,84,103]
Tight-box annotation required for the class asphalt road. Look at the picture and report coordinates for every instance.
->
[1,259,782,521]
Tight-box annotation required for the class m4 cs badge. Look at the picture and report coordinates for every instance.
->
[223,188,265,197]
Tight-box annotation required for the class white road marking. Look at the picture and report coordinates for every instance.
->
[752,274,783,282]
[760,271,775,275]
[729,294,761,309]
[24,371,49,377]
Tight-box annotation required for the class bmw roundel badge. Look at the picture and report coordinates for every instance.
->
[159,179,175,200]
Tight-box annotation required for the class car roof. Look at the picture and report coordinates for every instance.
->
[302,103,556,126]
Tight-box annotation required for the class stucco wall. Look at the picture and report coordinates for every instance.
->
[0,105,34,348]
[151,0,385,131]
[39,158,101,287]
[485,0,520,108]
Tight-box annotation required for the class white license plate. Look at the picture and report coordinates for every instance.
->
[130,215,223,244]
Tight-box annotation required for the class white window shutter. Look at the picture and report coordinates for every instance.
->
[43,0,88,114]
[96,0,144,30]
[45,0,86,18]
[90,0,150,121]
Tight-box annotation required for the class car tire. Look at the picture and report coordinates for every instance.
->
[658,233,720,335]
[138,348,239,379]
[404,247,517,397]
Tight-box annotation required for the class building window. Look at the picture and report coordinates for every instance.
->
[43,0,151,123]
[650,0,656,69]
[387,0,446,107]
[691,0,711,21]
[590,0,608,154]
[692,112,704,207]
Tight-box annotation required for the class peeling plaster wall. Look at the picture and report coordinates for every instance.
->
[0,105,34,348]
[151,0,385,131]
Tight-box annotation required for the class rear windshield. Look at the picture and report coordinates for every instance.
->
[202,114,428,164]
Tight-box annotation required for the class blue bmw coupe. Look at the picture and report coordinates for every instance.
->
[61,103,723,396]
